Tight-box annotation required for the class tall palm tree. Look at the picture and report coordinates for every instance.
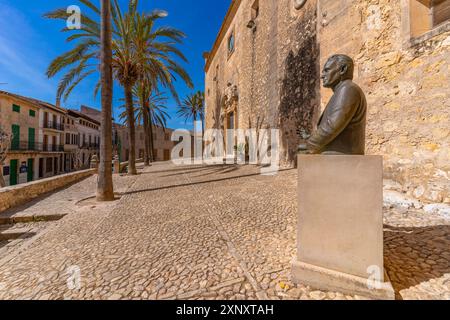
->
[178,91,205,135]
[46,0,192,176]
[119,86,169,164]
[132,9,193,164]
[97,0,114,200]
[111,0,140,175]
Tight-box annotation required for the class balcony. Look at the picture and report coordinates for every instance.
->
[43,121,65,131]
[9,142,64,152]
[43,144,64,152]
[10,141,42,152]
[81,142,100,150]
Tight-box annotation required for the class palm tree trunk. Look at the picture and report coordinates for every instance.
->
[125,85,138,175]
[149,122,155,162]
[96,0,114,201]
[142,100,150,166]
[0,171,6,188]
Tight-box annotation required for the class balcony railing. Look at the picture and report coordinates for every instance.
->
[43,121,65,131]
[9,141,64,152]
[43,144,64,152]
[81,142,100,150]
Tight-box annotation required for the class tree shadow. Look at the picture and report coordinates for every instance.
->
[384,224,450,299]
[139,164,227,176]
[124,167,294,196]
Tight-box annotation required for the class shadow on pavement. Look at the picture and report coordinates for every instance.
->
[384,224,450,299]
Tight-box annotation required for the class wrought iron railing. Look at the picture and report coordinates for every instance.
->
[43,121,65,131]
[9,141,64,152]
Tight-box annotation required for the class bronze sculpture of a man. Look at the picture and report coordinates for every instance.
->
[298,54,367,155]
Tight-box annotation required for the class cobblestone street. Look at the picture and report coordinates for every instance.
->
[0,162,448,300]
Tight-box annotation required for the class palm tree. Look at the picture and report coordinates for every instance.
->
[46,0,193,176]
[178,91,205,135]
[119,85,169,164]
[111,0,140,175]
[97,0,114,200]
[132,9,193,164]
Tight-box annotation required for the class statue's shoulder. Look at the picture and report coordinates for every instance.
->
[340,80,364,98]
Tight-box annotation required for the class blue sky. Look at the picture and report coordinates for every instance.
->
[0,0,230,129]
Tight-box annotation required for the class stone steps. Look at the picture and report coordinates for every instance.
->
[0,213,66,225]
[0,226,35,241]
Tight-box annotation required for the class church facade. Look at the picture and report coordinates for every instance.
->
[204,0,450,204]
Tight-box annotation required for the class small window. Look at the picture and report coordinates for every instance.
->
[410,0,450,37]
[228,32,235,56]
[29,110,36,117]
[12,104,20,113]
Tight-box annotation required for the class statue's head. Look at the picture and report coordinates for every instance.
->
[321,54,354,89]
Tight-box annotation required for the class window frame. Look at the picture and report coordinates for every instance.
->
[403,0,450,47]
[227,30,236,58]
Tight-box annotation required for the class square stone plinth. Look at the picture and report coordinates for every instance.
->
[292,155,395,300]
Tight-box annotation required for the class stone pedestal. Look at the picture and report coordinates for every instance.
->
[292,155,395,300]
[90,154,98,173]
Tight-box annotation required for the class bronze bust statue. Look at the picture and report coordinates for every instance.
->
[298,54,367,155]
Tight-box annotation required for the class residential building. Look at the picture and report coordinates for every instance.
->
[117,125,177,162]
[38,99,66,179]
[79,105,121,153]
[0,91,102,186]
[67,110,100,169]
[63,112,79,172]
[0,91,67,185]
[0,91,41,185]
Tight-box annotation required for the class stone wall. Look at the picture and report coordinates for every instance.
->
[318,0,450,203]
[0,168,95,214]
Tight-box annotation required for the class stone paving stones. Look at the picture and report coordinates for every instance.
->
[0,162,448,300]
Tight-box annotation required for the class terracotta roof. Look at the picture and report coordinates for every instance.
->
[0,90,67,114]
[67,109,101,126]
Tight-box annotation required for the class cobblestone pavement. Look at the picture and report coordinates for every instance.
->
[0,162,448,300]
